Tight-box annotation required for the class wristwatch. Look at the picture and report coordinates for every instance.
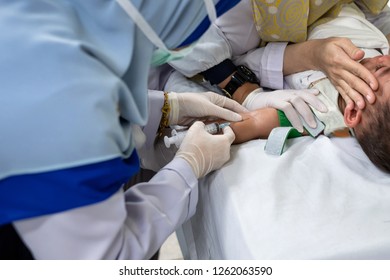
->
[222,65,259,97]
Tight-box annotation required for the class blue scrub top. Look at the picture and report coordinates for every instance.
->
[0,0,239,225]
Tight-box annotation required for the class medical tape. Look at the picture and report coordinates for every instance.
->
[265,114,325,156]
[264,127,296,156]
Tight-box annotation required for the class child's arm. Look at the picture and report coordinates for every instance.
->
[228,108,280,144]
[221,107,306,144]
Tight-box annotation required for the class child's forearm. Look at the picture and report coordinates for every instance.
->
[228,108,279,144]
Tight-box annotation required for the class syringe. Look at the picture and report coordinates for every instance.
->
[164,122,230,148]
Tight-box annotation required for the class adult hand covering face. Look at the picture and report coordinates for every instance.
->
[307,37,378,109]
[176,121,235,178]
[242,88,328,133]
[167,91,247,126]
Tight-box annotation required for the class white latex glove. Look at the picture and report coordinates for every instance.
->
[175,121,235,178]
[242,88,328,133]
[168,91,247,126]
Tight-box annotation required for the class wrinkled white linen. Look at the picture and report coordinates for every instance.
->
[178,137,390,259]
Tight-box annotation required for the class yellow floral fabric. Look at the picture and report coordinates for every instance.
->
[251,0,389,43]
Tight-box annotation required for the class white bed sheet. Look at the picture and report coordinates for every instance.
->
[177,136,390,259]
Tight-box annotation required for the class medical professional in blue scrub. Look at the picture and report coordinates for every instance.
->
[0,0,244,259]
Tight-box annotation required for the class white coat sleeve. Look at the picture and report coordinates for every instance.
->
[169,0,286,89]
[13,86,199,259]
[215,0,287,89]
[137,90,178,172]
[233,42,288,89]
[14,157,198,260]
[168,24,233,77]
[142,90,164,149]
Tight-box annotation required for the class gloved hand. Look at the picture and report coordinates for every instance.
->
[242,88,328,133]
[168,91,247,126]
[175,121,235,178]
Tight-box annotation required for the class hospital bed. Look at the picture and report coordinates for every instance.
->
[156,70,390,260]
[176,136,390,259]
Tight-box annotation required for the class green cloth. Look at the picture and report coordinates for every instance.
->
[277,110,302,138]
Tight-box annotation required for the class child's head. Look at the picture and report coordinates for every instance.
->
[343,56,390,173]
[352,96,390,173]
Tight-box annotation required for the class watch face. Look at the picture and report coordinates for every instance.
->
[222,65,259,97]
[237,65,259,84]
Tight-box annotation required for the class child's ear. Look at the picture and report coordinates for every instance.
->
[344,104,362,128]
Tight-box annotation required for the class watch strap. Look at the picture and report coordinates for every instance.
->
[201,59,237,85]
[222,65,259,97]
[223,77,241,97]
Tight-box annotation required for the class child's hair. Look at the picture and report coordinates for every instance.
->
[354,98,390,173]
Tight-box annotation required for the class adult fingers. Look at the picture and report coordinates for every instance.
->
[206,104,243,122]
[328,39,378,100]
[222,126,235,145]
[188,120,205,132]
[346,63,377,103]
[337,38,365,61]
[333,57,377,94]
[279,102,304,133]
[221,97,249,113]
[289,96,317,128]
[206,91,248,113]
[333,73,370,109]
[298,89,328,113]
